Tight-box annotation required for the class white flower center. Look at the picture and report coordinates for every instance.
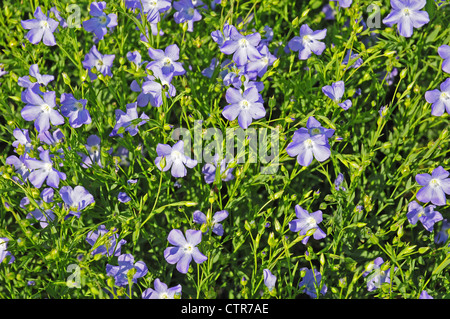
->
[183,244,193,253]
[44,162,53,172]
[304,138,314,149]
[98,15,108,25]
[41,103,51,113]
[261,57,269,65]
[430,178,441,188]
[160,292,169,299]
[441,92,450,100]
[73,102,84,112]
[240,100,250,110]
[306,216,317,228]
[309,128,321,136]
[95,59,104,69]
[402,8,410,16]
[239,38,248,48]
[163,57,172,67]
[303,35,313,43]
[171,150,183,161]
[188,7,195,16]
[0,240,6,251]
[40,20,49,29]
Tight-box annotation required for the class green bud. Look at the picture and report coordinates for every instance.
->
[399,69,407,79]
[268,232,276,248]
[62,72,71,86]
[274,218,281,232]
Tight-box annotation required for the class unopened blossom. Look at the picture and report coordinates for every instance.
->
[263,269,277,292]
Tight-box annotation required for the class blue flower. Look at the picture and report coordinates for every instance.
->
[407,201,443,232]
[382,0,429,38]
[18,64,54,88]
[78,135,103,168]
[201,154,235,184]
[288,24,327,60]
[60,93,91,128]
[21,6,59,46]
[438,45,450,74]
[299,267,327,298]
[86,225,127,257]
[83,1,118,41]
[435,219,450,245]
[322,81,352,110]
[12,128,33,153]
[147,44,185,76]
[415,166,450,206]
[286,116,334,167]
[363,257,392,292]
[245,45,277,78]
[20,89,64,133]
[424,78,450,116]
[26,188,56,229]
[289,205,326,244]
[263,269,277,292]
[106,254,148,286]
[155,140,197,178]
[37,128,65,146]
[110,102,149,137]
[118,192,131,203]
[25,150,66,188]
[5,154,31,184]
[173,0,202,32]
[222,87,266,129]
[142,278,182,299]
[59,185,95,219]
[164,229,207,274]
[82,45,115,80]
[193,210,229,236]
[0,238,15,264]
[220,28,262,67]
